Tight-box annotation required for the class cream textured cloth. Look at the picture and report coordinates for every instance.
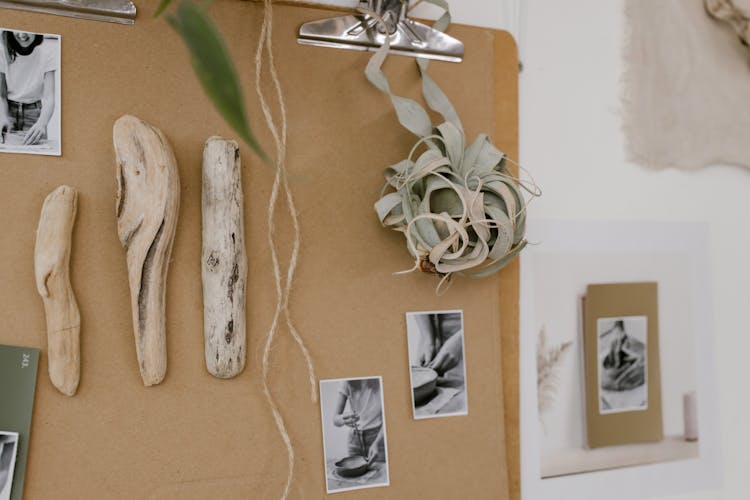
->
[623,0,750,169]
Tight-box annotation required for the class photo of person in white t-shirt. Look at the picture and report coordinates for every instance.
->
[320,377,390,494]
[0,29,59,151]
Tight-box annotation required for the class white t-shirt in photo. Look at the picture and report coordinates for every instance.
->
[0,40,56,104]
[338,379,383,431]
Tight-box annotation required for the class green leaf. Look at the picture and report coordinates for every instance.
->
[154,0,172,18]
[167,1,268,163]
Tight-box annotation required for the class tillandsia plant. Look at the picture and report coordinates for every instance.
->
[374,116,534,282]
[160,0,539,291]
[156,0,268,162]
[366,3,540,290]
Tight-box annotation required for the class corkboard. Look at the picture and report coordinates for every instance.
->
[0,2,520,498]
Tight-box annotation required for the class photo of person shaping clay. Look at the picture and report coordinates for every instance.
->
[407,310,468,419]
[319,377,390,494]
[598,316,648,414]
[0,28,61,155]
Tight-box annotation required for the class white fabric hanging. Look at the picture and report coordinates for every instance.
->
[623,0,750,169]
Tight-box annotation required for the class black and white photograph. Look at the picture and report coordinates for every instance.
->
[0,29,61,156]
[0,431,18,500]
[319,377,389,494]
[598,316,648,414]
[406,310,468,419]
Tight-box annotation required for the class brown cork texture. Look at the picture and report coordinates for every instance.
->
[0,2,519,498]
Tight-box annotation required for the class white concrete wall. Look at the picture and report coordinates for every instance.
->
[521,2,737,497]
[301,0,522,36]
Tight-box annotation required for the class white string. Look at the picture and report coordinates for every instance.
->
[255,1,317,498]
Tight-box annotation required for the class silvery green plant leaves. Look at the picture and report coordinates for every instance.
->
[367,3,537,287]
[163,1,268,163]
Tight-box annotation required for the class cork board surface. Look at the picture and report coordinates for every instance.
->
[0,2,520,499]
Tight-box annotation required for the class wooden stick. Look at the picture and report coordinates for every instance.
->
[34,185,80,396]
[113,115,180,386]
[202,137,247,378]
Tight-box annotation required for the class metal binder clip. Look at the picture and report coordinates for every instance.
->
[0,0,136,25]
[297,0,464,63]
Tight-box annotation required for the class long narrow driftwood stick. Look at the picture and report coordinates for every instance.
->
[34,185,80,396]
[113,115,180,386]
[202,137,247,378]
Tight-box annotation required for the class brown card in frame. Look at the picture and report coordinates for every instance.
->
[584,283,663,448]
[0,2,520,499]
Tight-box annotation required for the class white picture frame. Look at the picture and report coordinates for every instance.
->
[520,220,722,499]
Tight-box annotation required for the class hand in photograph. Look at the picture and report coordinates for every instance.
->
[600,319,645,392]
[413,313,442,366]
[21,68,54,146]
[23,113,48,145]
[367,427,385,462]
[413,312,462,368]
[597,317,648,415]
[334,380,386,461]
[428,330,464,375]
[407,311,468,419]
[333,411,360,429]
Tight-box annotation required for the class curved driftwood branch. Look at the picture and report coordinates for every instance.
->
[34,185,80,396]
[113,115,180,386]
[202,137,247,378]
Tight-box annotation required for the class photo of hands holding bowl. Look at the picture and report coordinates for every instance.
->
[407,311,468,419]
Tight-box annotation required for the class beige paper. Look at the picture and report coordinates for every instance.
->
[623,0,750,169]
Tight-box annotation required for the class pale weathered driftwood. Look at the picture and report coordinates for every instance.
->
[34,185,80,396]
[113,115,180,386]
[202,137,247,378]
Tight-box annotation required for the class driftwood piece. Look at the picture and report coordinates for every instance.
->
[202,137,247,378]
[34,185,81,396]
[113,115,180,386]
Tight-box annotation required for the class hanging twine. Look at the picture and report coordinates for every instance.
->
[367,1,540,292]
[254,1,317,498]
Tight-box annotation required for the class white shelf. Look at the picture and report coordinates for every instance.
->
[541,436,699,479]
